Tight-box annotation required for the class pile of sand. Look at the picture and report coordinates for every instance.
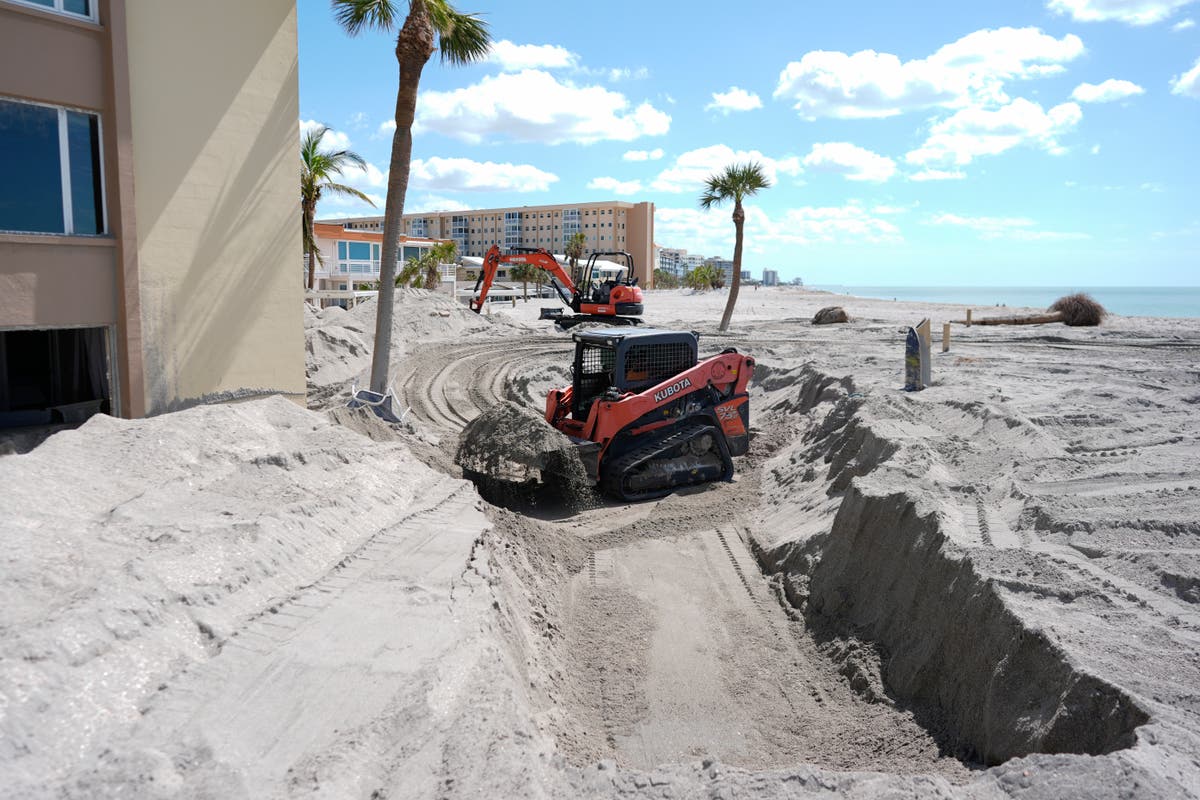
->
[0,396,477,793]
[456,400,593,510]
[305,290,531,404]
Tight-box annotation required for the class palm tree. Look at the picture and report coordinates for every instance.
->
[422,240,458,289]
[333,0,490,394]
[684,263,721,291]
[653,268,679,289]
[564,231,586,285]
[508,262,537,301]
[699,162,771,332]
[395,256,425,288]
[300,125,373,290]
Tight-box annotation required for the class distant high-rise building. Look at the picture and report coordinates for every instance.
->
[762,269,779,286]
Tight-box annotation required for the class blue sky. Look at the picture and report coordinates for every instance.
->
[298,0,1200,286]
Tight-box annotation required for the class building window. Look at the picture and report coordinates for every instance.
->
[0,98,104,235]
[6,0,95,21]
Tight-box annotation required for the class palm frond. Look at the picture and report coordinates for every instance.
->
[431,5,490,65]
[324,182,376,206]
[698,161,772,208]
[331,0,398,35]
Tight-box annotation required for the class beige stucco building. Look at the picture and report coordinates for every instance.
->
[331,199,657,287]
[0,0,304,424]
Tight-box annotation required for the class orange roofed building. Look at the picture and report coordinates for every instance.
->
[307,221,451,299]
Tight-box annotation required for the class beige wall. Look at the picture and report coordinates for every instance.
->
[124,0,304,413]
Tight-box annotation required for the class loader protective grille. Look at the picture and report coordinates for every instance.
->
[622,342,695,392]
[574,343,615,417]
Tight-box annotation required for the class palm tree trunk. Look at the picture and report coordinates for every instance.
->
[303,199,316,290]
[718,203,744,332]
[370,1,434,394]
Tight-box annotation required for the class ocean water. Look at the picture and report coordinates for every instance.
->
[810,286,1200,319]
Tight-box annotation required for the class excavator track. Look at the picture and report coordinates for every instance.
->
[600,420,734,502]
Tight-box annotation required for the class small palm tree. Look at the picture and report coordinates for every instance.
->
[423,240,458,290]
[653,268,680,289]
[684,264,721,291]
[333,0,490,394]
[301,125,373,290]
[396,256,425,288]
[700,162,771,332]
[564,231,586,285]
[508,262,537,301]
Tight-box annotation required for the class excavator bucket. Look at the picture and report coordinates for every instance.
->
[455,401,596,511]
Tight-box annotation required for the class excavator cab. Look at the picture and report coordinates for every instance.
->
[578,252,638,308]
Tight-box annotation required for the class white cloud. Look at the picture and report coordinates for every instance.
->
[405,194,472,213]
[705,87,763,114]
[1091,143,1102,154]
[909,169,967,181]
[906,98,1082,168]
[773,27,1084,119]
[1141,181,1166,191]
[656,203,902,254]
[587,176,643,195]
[606,67,649,82]
[415,70,670,144]
[1071,78,1146,102]
[487,40,578,71]
[300,119,351,150]
[650,145,802,193]
[623,148,664,161]
[379,119,395,136]
[1171,57,1200,97]
[1174,17,1197,28]
[803,142,897,182]
[408,157,558,192]
[339,156,558,197]
[872,203,918,214]
[1047,0,1195,26]
[766,205,903,245]
[929,212,1089,240]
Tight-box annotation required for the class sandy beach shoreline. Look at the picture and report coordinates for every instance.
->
[2,286,1198,798]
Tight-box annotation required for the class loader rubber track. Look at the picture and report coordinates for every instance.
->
[599,420,733,502]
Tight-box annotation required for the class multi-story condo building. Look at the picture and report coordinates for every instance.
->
[0,0,304,422]
[656,247,688,278]
[762,269,780,286]
[708,258,734,285]
[331,199,656,286]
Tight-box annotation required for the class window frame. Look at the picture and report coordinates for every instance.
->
[3,0,98,23]
[0,95,108,237]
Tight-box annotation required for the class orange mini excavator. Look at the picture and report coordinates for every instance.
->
[468,244,645,330]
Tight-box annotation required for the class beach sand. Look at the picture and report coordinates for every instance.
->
[1,286,1197,798]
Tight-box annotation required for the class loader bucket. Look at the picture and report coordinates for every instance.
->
[455,400,594,512]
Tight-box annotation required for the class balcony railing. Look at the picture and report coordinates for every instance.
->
[336,259,381,275]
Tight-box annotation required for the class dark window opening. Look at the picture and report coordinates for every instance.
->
[0,327,111,428]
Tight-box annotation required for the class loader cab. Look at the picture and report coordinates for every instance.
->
[571,328,698,418]
[577,252,638,307]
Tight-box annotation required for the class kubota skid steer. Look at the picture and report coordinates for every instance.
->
[458,328,754,503]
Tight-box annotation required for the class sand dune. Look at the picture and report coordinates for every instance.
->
[2,286,1197,798]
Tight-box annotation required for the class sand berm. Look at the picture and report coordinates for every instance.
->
[1,286,1198,798]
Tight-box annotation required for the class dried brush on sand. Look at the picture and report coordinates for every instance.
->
[1049,292,1108,326]
[967,292,1108,327]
